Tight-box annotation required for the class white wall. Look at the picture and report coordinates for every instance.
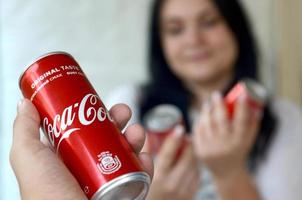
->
[0,0,275,199]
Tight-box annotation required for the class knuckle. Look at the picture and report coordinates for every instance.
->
[128,123,143,131]
[14,115,38,132]
[13,116,21,131]
[196,150,205,160]
[165,182,178,195]
[153,169,167,183]
[9,146,17,167]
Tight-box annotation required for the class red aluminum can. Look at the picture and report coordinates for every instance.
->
[143,104,185,156]
[19,52,150,200]
[225,79,267,119]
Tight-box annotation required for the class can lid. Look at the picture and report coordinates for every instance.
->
[242,78,268,104]
[91,172,150,200]
[18,51,74,89]
[143,104,182,132]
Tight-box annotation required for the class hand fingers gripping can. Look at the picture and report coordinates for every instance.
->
[19,52,150,200]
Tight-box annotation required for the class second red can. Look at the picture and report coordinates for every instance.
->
[225,79,267,119]
[143,104,186,158]
[19,52,150,200]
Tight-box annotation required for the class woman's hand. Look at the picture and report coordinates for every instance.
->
[146,126,200,200]
[192,92,261,179]
[10,99,153,200]
[192,92,262,200]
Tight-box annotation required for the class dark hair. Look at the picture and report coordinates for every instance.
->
[140,0,277,171]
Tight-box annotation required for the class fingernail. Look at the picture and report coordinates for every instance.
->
[17,99,25,114]
[212,91,222,103]
[173,124,184,138]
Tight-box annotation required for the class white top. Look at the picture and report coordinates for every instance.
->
[105,85,302,200]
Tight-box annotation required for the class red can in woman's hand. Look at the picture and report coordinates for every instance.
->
[225,79,267,119]
[143,104,186,157]
[19,52,150,200]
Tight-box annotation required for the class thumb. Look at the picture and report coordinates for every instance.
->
[156,125,185,172]
[141,134,151,153]
[13,99,41,146]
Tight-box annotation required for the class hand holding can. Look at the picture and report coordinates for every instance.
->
[192,79,266,178]
[18,52,151,200]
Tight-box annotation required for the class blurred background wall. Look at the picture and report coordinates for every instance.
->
[241,0,277,94]
[0,0,301,199]
[277,0,302,106]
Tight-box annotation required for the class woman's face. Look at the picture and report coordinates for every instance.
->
[160,0,239,85]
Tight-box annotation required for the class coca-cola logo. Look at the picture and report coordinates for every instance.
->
[43,94,114,151]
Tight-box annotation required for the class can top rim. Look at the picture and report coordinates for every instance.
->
[242,78,268,103]
[18,51,73,89]
[143,104,182,132]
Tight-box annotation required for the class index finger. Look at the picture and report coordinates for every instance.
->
[156,125,185,172]
[13,99,41,145]
[233,95,250,136]
[109,103,132,130]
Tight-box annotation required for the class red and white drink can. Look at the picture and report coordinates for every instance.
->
[19,52,150,200]
[143,104,184,156]
[225,79,267,118]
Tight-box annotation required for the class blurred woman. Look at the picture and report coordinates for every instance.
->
[106,0,302,199]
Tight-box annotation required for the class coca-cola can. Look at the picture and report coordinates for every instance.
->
[225,79,267,118]
[19,52,150,200]
[143,104,184,156]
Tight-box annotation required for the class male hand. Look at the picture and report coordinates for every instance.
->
[10,99,153,200]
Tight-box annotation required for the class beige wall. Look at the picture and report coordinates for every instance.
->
[242,0,302,106]
[277,0,302,106]
[241,0,277,92]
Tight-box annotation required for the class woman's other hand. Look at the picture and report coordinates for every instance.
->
[192,92,261,179]
[192,92,262,200]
